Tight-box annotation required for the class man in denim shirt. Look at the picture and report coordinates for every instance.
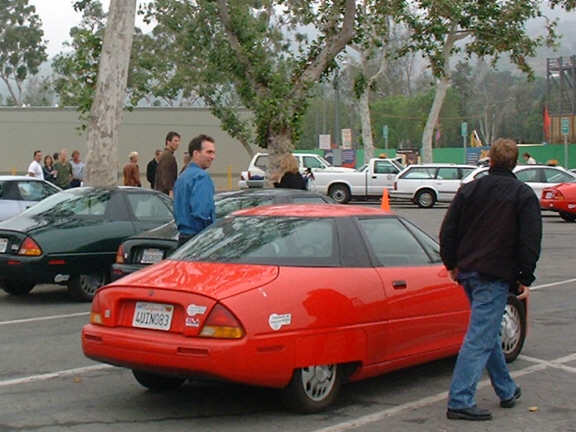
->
[174,134,216,247]
[440,138,542,421]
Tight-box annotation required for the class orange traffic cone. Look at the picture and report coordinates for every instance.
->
[381,188,390,211]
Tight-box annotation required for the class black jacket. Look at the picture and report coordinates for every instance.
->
[439,167,542,286]
[274,172,307,190]
[146,159,158,188]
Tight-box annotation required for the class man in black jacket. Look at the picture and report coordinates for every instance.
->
[146,149,162,188]
[440,138,542,421]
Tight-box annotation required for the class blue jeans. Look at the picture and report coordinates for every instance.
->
[447,272,517,409]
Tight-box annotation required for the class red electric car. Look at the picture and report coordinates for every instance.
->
[82,205,526,412]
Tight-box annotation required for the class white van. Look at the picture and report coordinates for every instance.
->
[238,152,355,188]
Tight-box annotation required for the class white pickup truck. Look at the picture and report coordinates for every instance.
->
[309,158,403,204]
[238,152,355,188]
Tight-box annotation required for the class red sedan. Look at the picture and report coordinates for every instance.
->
[82,205,526,412]
[541,183,576,222]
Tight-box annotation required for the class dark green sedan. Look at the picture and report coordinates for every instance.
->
[0,187,174,301]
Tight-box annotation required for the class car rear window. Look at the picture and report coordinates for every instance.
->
[400,167,436,179]
[172,216,338,266]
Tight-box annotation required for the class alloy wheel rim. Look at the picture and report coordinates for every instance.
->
[300,365,336,401]
[419,192,433,207]
[501,304,521,354]
[80,273,104,296]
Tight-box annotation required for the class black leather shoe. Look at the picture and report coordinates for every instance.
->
[500,386,522,408]
[447,406,493,421]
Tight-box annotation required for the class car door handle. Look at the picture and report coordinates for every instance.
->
[371,175,378,179]
[392,280,407,289]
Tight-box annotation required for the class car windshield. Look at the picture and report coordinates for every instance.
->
[19,188,110,218]
[171,216,338,266]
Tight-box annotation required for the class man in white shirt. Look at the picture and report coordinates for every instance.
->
[27,150,44,180]
[70,150,85,187]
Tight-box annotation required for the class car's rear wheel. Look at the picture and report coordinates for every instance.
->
[67,271,108,302]
[559,211,576,222]
[414,189,436,208]
[132,370,186,391]
[0,280,35,296]
[328,184,351,204]
[282,364,341,413]
[502,295,526,363]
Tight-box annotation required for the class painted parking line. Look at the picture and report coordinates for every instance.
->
[0,364,113,388]
[0,311,89,326]
[309,353,575,432]
[530,278,576,291]
[520,353,576,374]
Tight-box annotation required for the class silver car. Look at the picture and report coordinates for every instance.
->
[0,176,61,221]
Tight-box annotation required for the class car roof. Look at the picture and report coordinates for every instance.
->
[216,188,328,199]
[403,163,475,168]
[233,204,392,217]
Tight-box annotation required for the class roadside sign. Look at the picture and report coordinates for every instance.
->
[341,128,352,149]
[561,118,570,137]
[319,134,331,150]
[461,122,468,138]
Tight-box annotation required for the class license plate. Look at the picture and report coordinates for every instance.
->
[132,302,174,331]
[0,238,7,254]
[140,248,164,264]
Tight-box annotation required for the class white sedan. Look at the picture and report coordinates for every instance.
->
[0,176,61,221]
[462,165,576,199]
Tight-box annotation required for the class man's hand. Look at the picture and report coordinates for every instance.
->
[449,268,459,282]
[516,284,529,300]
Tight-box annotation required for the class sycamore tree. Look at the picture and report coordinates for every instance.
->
[0,0,47,106]
[84,0,137,186]
[385,0,557,162]
[145,0,356,179]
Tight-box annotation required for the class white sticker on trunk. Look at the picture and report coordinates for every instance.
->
[268,313,292,331]
[186,304,207,316]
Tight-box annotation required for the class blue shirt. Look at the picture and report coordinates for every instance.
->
[174,162,215,236]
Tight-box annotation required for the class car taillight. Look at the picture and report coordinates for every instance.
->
[554,190,565,200]
[116,244,125,264]
[199,304,244,339]
[90,293,103,324]
[18,237,42,256]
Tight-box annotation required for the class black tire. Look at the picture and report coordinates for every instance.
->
[414,189,436,208]
[132,370,186,391]
[67,271,108,302]
[0,280,35,296]
[282,364,341,413]
[501,295,527,363]
[559,211,576,222]
[328,184,351,204]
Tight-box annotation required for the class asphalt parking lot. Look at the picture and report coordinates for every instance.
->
[1,203,575,432]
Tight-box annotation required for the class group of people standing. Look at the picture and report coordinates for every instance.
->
[27,149,85,189]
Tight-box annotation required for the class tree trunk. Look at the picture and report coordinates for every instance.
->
[421,76,450,163]
[84,0,137,187]
[359,89,374,161]
[267,129,294,185]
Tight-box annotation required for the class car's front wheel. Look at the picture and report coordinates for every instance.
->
[282,364,341,413]
[67,271,108,302]
[502,295,526,363]
[559,211,576,222]
[132,370,186,391]
[414,189,436,208]
[0,280,35,296]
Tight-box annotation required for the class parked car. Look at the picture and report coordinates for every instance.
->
[82,204,526,413]
[112,188,335,280]
[238,152,355,188]
[541,182,576,222]
[390,164,476,208]
[0,187,174,301]
[309,158,403,204]
[0,176,61,221]
[463,165,576,202]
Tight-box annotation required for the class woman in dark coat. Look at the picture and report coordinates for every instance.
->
[43,154,57,184]
[274,153,307,190]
